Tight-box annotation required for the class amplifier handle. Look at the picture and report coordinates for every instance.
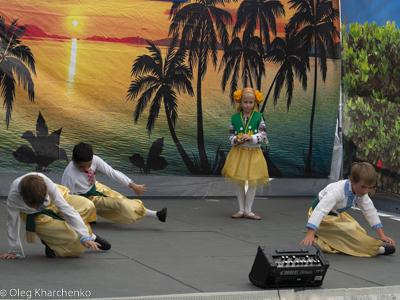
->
[275,248,309,254]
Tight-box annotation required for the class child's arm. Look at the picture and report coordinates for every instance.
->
[129,181,147,196]
[300,228,317,245]
[61,172,76,195]
[300,192,337,246]
[3,198,25,259]
[228,123,246,144]
[46,178,94,245]
[94,156,147,196]
[245,116,267,144]
[357,195,396,246]
[375,228,396,246]
[94,156,142,189]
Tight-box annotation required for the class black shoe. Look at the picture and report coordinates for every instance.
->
[41,239,56,258]
[383,244,396,255]
[89,221,97,224]
[156,207,167,222]
[94,234,111,250]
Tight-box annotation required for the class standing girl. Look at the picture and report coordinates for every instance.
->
[222,87,270,220]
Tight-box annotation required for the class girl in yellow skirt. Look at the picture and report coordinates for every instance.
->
[222,87,270,220]
[1,173,110,259]
[301,162,396,257]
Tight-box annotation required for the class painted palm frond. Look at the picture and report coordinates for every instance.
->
[261,25,309,112]
[0,16,36,129]
[220,36,263,103]
[234,0,285,49]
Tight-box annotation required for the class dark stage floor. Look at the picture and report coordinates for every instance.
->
[0,195,399,299]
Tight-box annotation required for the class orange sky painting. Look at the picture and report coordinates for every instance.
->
[1,0,339,42]
[1,0,174,40]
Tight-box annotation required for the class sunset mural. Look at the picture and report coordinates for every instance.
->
[0,0,340,178]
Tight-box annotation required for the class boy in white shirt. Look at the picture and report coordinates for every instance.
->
[301,162,396,257]
[61,142,167,226]
[1,173,110,259]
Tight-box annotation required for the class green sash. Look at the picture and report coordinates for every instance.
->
[80,184,107,198]
[26,209,64,233]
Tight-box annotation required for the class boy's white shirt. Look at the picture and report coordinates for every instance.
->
[307,179,382,231]
[7,173,91,258]
[61,155,131,195]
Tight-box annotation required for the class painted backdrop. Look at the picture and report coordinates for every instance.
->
[0,0,340,179]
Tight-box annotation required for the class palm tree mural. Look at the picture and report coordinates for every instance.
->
[0,16,36,129]
[260,24,308,113]
[233,0,285,91]
[126,35,200,174]
[288,0,339,177]
[12,111,68,172]
[219,35,264,103]
[168,0,234,174]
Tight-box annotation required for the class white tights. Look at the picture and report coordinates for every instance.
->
[236,184,257,215]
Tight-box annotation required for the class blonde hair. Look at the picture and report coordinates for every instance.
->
[20,175,47,208]
[232,87,263,113]
[241,87,256,97]
[350,162,376,186]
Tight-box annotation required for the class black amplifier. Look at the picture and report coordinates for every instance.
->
[249,244,329,288]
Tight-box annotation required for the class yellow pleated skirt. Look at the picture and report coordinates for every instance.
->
[307,207,382,257]
[222,145,270,187]
[20,185,97,257]
[87,182,146,224]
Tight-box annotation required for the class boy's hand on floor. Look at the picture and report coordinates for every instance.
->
[381,236,396,246]
[0,253,17,259]
[83,240,100,251]
[300,229,317,245]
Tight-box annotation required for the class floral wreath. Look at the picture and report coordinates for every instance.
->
[233,88,263,104]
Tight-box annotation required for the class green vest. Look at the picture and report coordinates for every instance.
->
[231,111,263,135]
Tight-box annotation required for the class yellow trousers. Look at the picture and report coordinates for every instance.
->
[20,185,96,257]
[87,182,146,224]
[308,208,382,257]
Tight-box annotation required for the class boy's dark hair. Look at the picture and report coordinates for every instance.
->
[350,162,376,186]
[72,142,94,163]
[20,175,47,208]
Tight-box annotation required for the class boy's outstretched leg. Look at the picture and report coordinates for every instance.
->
[379,244,396,255]
[89,182,167,224]
[156,208,167,222]
[146,207,167,222]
